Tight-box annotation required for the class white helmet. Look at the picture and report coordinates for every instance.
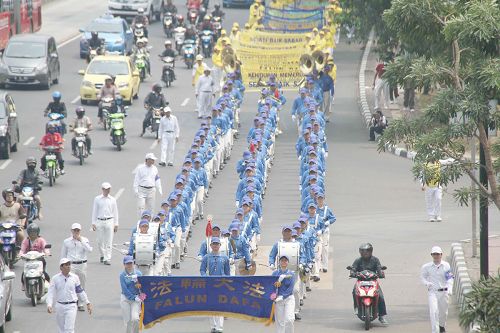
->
[141,37,148,44]
[138,7,144,14]
[164,40,172,45]
[196,54,203,61]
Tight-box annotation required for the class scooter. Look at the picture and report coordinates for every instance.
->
[109,112,127,151]
[182,39,196,69]
[73,127,89,165]
[200,30,213,58]
[12,180,41,226]
[46,112,65,137]
[100,96,114,131]
[133,23,145,42]
[43,146,61,187]
[163,12,175,37]
[0,221,19,268]
[21,246,51,307]
[135,53,148,82]
[161,56,175,88]
[346,266,387,331]
[174,26,186,53]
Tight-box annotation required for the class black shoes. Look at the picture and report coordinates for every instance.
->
[439,327,446,333]
[159,162,166,167]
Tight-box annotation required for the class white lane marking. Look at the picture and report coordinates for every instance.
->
[57,33,82,49]
[71,96,81,104]
[0,159,12,170]
[23,136,35,146]
[149,140,158,149]
[115,188,125,201]
[181,98,189,106]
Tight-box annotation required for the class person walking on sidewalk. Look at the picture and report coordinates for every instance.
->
[133,153,163,217]
[404,80,416,112]
[372,60,389,110]
[158,107,180,167]
[91,182,119,265]
[420,246,454,333]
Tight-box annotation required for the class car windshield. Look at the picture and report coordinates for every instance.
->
[87,60,129,75]
[87,22,122,34]
[4,41,45,58]
[0,103,5,119]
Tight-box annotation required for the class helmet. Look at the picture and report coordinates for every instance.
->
[141,37,148,44]
[204,15,210,20]
[104,76,113,83]
[75,106,85,116]
[221,29,227,36]
[52,91,61,100]
[138,7,144,14]
[153,83,162,93]
[215,4,220,8]
[136,39,144,46]
[115,95,123,105]
[164,40,172,46]
[27,223,40,237]
[26,156,37,167]
[196,54,203,61]
[359,243,373,252]
[177,14,184,23]
[2,188,14,200]
[91,31,98,37]
[233,22,239,28]
[47,123,56,129]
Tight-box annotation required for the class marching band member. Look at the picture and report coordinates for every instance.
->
[272,255,296,333]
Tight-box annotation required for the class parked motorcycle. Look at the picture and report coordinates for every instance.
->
[133,23,145,42]
[183,39,196,69]
[135,53,148,82]
[174,26,186,53]
[12,180,41,226]
[21,247,51,307]
[42,146,61,187]
[109,112,126,151]
[161,56,175,88]
[100,96,115,131]
[46,112,65,137]
[73,127,89,165]
[163,12,175,37]
[347,266,387,331]
[200,30,213,58]
[0,221,19,268]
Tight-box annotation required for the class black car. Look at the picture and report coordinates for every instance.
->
[0,92,19,159]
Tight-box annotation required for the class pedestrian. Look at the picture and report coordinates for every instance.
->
[157,106,180,167]
[368,109,387,141]
[120,255,143,333]
[195,67,215,119]
[421,161,444,222]
[133,153,163,217]
[372,60,389,110]
[318,65,334,122]
[272,255,296,333]
[91,182,119,265]
[60,223,92,311]
[420,246,454,333]
[200,237,230,333]
[192,54,207,87]
[47,258,92,333]
[404,80,416,112]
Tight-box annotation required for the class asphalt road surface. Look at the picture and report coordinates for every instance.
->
[1,1,498,332]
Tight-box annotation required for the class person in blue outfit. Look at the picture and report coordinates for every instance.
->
[119,255,143,333]
[228,223,252,275]
[316,192,336,273]
[272,255,296,333]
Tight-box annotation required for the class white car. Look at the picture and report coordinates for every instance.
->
[0,255,14,333]
[108,0,164,21]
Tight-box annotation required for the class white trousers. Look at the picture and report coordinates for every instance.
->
[312,238,323,277]
[322,92,332,120]
[374,77,389,109]
[153,252,166,276]
[194,186,205,217]
[425,187,442,218]
[173,227,182,265]
[96,218,114,261]
[210,316,224,331]
[160,132,176,164]
[55,302,77,333]
[293,277,300,314]
[212,67,222,94]
[428,291,449,333]
[120,294,141,333]
[136,187,155,218]
[197,92,213,118]
[71,263,87,290]
[321,229,330,270]
[275,296,295,333]
[136,264,153,276]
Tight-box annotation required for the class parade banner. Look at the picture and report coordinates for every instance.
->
[263,7,323,32]
[138,276,278,328]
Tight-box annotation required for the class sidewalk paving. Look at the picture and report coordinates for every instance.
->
[461,236,500,281]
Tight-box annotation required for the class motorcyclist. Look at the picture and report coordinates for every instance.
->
[87,31,104,62]
[20,223,51,289]
[0,188,26,247]
[349,243,388,324]
[160,41,177,80]
[184,25,197,41]
[198,15,214,32]
[133,38,151,76]
[141,83,167,136]
[211,4,225,19]
[113,95,128,116]
[39,123,65,175]
[44,91,67,135]
[132,8,149,37]
[164,0,178,14]
[97,77,119,122]
[187,0,201,10]
[175,14,186,28]
[69,107,93,156]
[15,157,43,219]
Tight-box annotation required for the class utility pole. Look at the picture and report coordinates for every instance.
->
[479,129,488,278]
[471,138,477,257]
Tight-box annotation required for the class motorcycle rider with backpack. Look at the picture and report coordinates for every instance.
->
[19,223,51,289]
[44,91,67,135]
[16,157,43,219]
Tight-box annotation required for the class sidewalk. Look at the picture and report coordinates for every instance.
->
[462,235,500,281]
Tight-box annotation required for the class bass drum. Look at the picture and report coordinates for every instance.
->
[134,233,155,266]
[277,241,300,272]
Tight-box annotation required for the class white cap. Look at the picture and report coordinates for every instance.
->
[431,246,443,254]
[204,67,212,72]
[71,223,82,230]
[60,258,71,266]
[164,106,172,113]
[196,54,203,61]
[145,153,157,160]
[101,182,112,189]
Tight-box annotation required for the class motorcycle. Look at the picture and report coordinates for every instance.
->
[73,127,89,165]
[87,39,105,63]
[0,221,19,268]
[109,112,126,151]
[346,266,387,331]
[46,112,65,137]
[163,12,174,37]
[182,39,196,69]
[43,146,61,187]
[12,180,41,226]
[144,106,162,139]
[212,16,222,40]
[161,56,175,88]
[174,26,186,53]
[135,53,148,82]
[133,23,145,42]
[21,247,51,307]
[100,96,114,130]
[200,30,213,58]
[187,9,199,25]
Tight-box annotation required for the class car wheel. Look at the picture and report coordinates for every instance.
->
[10,142,16,153]
[81,99,88,105]
[43,73,51,90]
[0,323,5,333]
[0,137,10,159]
[148,7,154,22]
[5,304,11,322]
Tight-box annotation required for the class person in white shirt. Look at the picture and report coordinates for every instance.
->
[133,153,163,217]
[91,182,119,265]
[47,258,92,333]
[60,223,92,311]
[420,246,454,333]
[195,68,215,119]
[157,106,180,167]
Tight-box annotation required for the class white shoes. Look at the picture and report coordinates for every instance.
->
[436,216,442,222]
[429,217,436,222]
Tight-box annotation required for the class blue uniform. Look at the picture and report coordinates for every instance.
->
[272,268,295,299]
[200,253,231,276]
[229,235,251,263]
[120,269,143,301]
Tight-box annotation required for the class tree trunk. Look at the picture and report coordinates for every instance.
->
[477,122,500,210]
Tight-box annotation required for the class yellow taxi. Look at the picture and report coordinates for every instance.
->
[78,55,140,104]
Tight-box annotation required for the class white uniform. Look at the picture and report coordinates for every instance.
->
[158,114,180,165]
[46,272,90,333]
[60,236,92,290]
[133,164,163,217]
[420,260,454,333]
[196,74,214,118]
[91,194,119,262]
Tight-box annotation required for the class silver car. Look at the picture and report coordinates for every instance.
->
[0,34,61,90]
[0,255,14,333]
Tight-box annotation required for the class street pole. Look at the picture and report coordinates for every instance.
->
[471,138,477,257]
[479,130,488,278]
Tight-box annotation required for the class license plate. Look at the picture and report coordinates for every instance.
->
[77,142,84,147]
[102,102,112,107]
[360,281,374,286]
[14,76,28,81]
[46,154,56,160]
[0,232,13,237]
[76,136,85,141]
[155,119,160,123]
[122,5,131,9]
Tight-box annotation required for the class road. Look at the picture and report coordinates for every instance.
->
[2,0,498,332]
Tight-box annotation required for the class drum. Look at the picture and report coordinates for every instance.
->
[134,233,155,266]
[147,222,160,240]
[277,241,300,272]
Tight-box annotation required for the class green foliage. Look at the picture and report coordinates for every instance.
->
[459,273,500,332]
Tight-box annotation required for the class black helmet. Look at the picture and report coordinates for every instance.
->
[27,223,40,237]
[75,106,85,117]
[153,83,162,93]
[359,243,373,252]
[2,188,14,200]
[215,4,220,8]
[26,156,37,167]
[91,31,98,37]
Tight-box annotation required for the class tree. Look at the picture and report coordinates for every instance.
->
[379,0,500,210]
[459,273,500,333]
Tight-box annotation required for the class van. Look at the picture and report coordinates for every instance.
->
[108,0,164,21]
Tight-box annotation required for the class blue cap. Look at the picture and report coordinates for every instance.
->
[236,208,244,215]
[317,192,325,198]
[212,224,220,230]
[246,186,255,192]
[279,255,290,261]
[158,209,166,215]
[184,158,192,164]
[282,225,292,232]
[153,215,161,220]
[139,219,149,226]
[141,210,151,217]
[243,151,252,159]
[308,202,317,209]
[299,87,307,94]
[291,230,298,236]
[194,157,202,163]
[175,177,184,184]
[174,189,182,195]
[222,229,230,235]
[168,194,177,201]
[210,237,221,244]
[194,136,201,142]
[293,221,302,229]
[299,216,307,223]
[123,255,134,264]
[161,200,170,206]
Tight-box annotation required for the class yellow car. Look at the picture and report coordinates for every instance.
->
[79,55,140,104]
